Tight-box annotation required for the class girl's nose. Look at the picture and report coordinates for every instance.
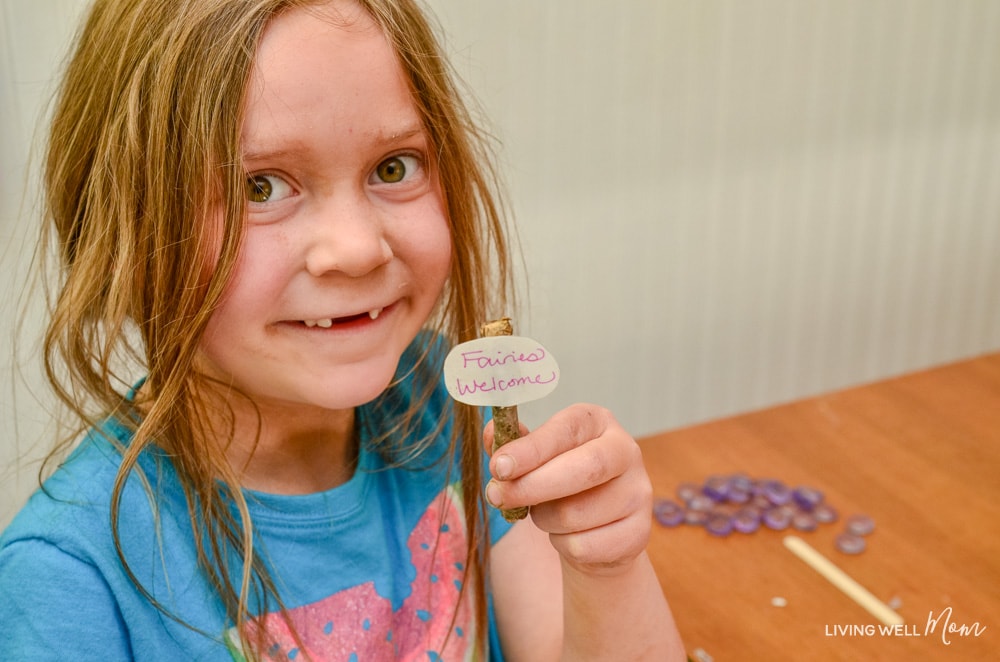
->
[304,196,393,277]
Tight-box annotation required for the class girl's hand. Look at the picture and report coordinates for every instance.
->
[483,403,653,576]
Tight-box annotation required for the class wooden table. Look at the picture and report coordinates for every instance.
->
[639,352,1000,661]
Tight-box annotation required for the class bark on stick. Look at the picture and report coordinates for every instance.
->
[481,318,529,522]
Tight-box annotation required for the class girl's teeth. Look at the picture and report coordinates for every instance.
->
[303,310,381,327]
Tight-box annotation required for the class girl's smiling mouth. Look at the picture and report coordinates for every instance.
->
[300,306,387,328]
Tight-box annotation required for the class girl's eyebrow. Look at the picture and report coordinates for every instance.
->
[241,142,305,164]
[241,126,425,164]
[368,125,425,148]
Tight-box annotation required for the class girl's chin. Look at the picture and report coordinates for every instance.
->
[297,364,400,409]
[194,342,413,413]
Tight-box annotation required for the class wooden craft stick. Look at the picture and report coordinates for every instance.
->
[481,318,529,522]
[783,535,904,626]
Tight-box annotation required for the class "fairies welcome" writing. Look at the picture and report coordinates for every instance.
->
[443,337,560,407]
[454,371,558,397]
[460,347,548,369]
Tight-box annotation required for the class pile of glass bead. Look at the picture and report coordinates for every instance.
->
[653,473,875,554]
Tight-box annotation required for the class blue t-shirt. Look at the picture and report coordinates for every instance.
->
[0,348,512,660]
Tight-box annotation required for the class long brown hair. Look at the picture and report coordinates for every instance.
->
[39,0,512,657]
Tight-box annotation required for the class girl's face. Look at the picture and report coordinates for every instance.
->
[197,1,451,415]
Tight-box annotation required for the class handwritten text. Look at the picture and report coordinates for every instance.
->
[443,336,560,407]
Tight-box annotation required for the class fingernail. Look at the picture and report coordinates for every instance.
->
[494,454,514,480]
[485,480,502,508]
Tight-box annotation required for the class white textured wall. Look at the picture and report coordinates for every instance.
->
[427,0,1000,430]
[1,0,88,529]
[3,0,1000,527]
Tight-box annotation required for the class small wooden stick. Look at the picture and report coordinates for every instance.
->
[481,318,529,522]
[783,535,904,626]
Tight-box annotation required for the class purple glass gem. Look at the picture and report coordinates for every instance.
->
[684,510,708,526]
[687,494,715,512]
[777,503,799,518]
[726,485,752,504]
[653,499,686,527]
[676,482,701,504]
[792,485,824,511]
[844,513,876,536]
[760,480,793,506]
[762,507,792,531]
[705,512,734,537]
[728,473,754,494]
[835,532,867,554]
[812,503,839,524]
[732,507,761,534]
[702,475,731,502]
[791,511,818,532]
[685,509,709,526]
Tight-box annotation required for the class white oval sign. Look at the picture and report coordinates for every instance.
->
[443,336,560,407]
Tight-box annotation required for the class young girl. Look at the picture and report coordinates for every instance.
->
[0,0,684,660]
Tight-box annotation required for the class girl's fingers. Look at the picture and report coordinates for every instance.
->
[486,403,617,479]
[481,418,531,456]
[527,473,648,536]
[486,428,638,508]
[547,509,652,573]
[482,402,654,570]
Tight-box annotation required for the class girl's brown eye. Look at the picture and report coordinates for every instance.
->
[375,156,407,183]
[246,175,273,203]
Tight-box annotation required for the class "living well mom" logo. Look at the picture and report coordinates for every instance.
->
[825,607,986,645]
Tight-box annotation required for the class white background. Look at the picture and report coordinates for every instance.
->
[3,0,1000,528]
